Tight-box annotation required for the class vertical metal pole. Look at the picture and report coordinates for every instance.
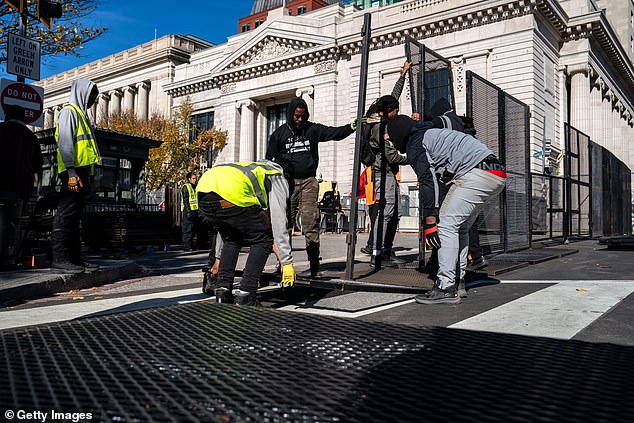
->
[344,13,371,281]
[17,12,27,83]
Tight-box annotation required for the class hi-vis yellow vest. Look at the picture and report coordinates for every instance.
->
[55,103,99,174]
[197,162,282,209]
[180,183,199,211]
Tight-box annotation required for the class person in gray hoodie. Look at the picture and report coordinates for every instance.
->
[387,115,507,304]
[51,78,100,274]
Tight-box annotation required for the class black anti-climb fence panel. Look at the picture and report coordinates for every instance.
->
[466,72,504,253]
[2,303,634,422]
[467,71,531,253]
[592,142,632,236]
[503,92,531,251]
[405,38,454,117]
[564,124,592,238]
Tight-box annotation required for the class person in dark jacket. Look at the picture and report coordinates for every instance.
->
[0,105,43,264]
[0,105,43,202]
[388,115,507,304]
[266,97,356,277]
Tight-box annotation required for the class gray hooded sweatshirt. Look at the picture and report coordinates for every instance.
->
[56,78,99,176]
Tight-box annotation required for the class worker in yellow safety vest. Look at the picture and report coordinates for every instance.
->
[181,172,203,251]
[51,78,100,274]
[197,158,295,306]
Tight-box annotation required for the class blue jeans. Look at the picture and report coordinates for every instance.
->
[437,168,506,289]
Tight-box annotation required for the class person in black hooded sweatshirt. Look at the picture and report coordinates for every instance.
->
[266,97,356,277]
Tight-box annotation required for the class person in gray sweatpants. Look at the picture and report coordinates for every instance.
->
[387,115,507,304]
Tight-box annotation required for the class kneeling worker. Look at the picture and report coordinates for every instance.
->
[197,159,296,306]
[387,115,507,304]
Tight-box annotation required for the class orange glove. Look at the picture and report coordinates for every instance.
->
[68,176,83,193]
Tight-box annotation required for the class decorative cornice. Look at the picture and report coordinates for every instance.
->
[165,43,340,97]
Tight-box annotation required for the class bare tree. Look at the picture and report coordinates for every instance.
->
[0,0,108,63]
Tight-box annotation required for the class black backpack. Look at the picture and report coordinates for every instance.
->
[359,122,377,166]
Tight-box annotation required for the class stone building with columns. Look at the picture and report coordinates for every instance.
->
[36,34,214,129]
[36,0,634,215]
[163,0,633,209]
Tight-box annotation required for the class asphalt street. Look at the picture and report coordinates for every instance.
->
[1,233,633,346]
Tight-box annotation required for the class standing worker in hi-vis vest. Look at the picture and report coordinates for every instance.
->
[180,172,201,251]
[52,78,100,274]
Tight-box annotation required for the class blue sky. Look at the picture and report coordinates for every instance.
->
[8,0,255,80]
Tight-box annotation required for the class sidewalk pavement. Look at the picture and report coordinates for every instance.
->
[1,233,632,307]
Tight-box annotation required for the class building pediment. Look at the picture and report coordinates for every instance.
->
[225,36,319,70]
[212,25,335,75]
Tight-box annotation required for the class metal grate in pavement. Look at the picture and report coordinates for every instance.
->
[1,303,633,422]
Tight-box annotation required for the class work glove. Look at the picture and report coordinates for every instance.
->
[423,223,441,250]
[280,263,296,287]
[67,176,84,193]
[350,119,357,131]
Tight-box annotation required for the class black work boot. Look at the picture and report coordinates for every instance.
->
[234,290,261,307]
[382,250,405,267]
[300,243,322,278]
[458,279,467,298]
[51,260,85,274]
[214,287,234,304]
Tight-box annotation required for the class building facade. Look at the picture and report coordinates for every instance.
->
[38,0,634,216]
[36,34,213,129]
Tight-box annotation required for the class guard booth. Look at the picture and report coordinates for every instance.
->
[21,128,167,255]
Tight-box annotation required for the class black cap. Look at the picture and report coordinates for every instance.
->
[387,115,416,152]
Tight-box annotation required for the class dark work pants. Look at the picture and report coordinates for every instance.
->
[182,211,195,250]
[198,192,273,294]
[52,168,90,264]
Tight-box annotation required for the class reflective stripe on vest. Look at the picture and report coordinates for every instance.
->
[55,103,99,174]
[180,183,199,211]
[197,162,282,209]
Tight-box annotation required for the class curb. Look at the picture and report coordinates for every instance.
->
[0,261,140,305]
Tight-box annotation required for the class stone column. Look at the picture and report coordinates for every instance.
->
[568,64,591,135]
[590,77,603,145]
[612,100,622,161]
[53,105,62,125]
[96,93,110,124]
[122,86,136,113]
[44,108,54,129]
[135,81,150,120]
[295,86,314,114]
[237,99,258,162]
[109,90,122,116]
[88,102,97,123]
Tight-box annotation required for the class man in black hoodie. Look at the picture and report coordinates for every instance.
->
[266,97,356,277]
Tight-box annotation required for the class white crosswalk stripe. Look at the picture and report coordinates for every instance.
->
[2,280,634,342]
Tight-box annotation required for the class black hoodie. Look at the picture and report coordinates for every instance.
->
[265,97,354,179]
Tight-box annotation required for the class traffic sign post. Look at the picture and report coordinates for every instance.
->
[7,32,41,81]
[0,78,44,127]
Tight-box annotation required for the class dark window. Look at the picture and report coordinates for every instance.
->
[241,24,250,32]
[94,157,133,202]
[297,6,307,15]
[267,103,288,140]
[254,20,263,28]
[190,111,215,141]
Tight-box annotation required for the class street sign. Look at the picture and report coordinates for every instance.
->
[0,78,44,127]
[7,32,41,81]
